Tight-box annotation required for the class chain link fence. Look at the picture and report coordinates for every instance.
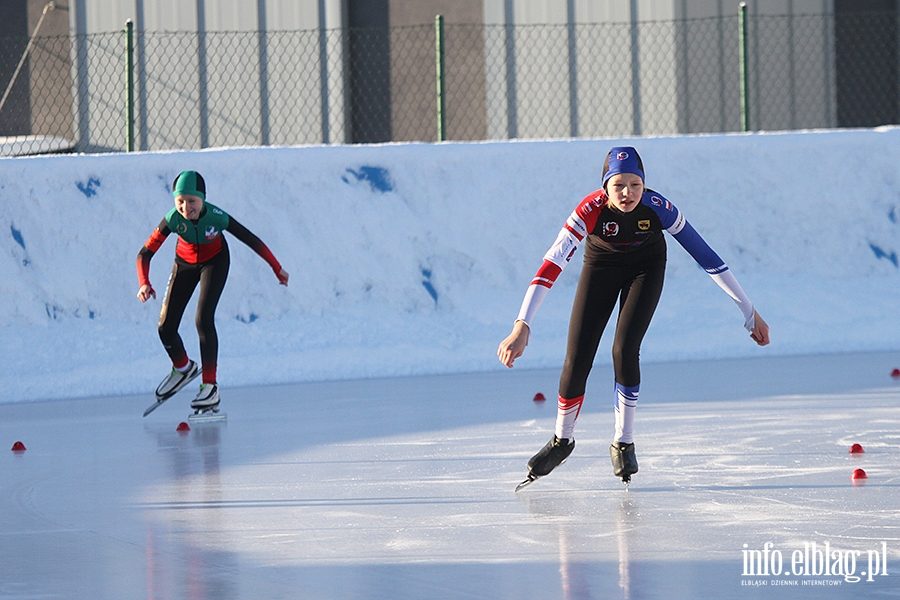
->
[0,11,897,156]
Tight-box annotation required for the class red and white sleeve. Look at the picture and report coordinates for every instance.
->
[515,191,604,326]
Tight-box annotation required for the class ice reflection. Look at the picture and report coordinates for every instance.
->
[143,421,233,599]
[557,521,592,600]
[522,492,638,600]
[616,497,637,599]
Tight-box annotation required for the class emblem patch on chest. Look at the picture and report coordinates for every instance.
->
[638,219,650,231]
[602,222,620,237]
[205,226,219,240]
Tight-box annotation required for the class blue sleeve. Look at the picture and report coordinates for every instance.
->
[644,192,727,274]
[672,220,727,274]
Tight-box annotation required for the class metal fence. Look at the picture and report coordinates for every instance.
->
[0,11,897,156]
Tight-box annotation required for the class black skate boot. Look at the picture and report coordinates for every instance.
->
[610,441,639,485]
[515,436,575,491]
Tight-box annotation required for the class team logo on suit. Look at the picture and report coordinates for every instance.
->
[602,222,620,237]
[651,195,673,211]
[638,220,650,231]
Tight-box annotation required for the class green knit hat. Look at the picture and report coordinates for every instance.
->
[172,170,206,200]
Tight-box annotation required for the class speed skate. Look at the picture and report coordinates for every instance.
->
[188,407,227,422]
[610,441,638,487]
[187,382,225,421]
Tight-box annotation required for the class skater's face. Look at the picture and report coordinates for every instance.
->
[175,193,204,221]
[606,173,644,213]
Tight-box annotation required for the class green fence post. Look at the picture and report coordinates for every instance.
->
[435,15,446,142]
[125,19,135,152]
[738,3,749,132]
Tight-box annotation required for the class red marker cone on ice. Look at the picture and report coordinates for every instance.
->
[849,443,865,454]
[176,422,190,432]
[533,393,546,402]
[891,368,900,378]
[11,441,25,452]
[851,468,867,482]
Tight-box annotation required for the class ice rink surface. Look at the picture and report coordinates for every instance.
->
[1,351,899,600]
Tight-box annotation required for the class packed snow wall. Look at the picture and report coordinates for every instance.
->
[2,129,899,402]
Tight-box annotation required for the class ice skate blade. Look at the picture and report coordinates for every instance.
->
[143,400,167,417]
[515,474,539,492]
[188,409,227,423]
[144,394,177,417]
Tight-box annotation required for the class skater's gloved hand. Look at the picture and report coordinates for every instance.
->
[497,320,529,368]
[276,268,289,286]
[137,284,156,302]
[749,309,769,346]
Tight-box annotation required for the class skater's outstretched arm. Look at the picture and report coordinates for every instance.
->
[225,217,289,286]
[647,196,770,346]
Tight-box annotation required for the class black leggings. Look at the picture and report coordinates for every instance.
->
[158,245,230,382]
[559,255,665,399]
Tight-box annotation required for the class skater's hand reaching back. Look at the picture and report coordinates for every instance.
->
[498,320,530,368]
[137,284,156,302]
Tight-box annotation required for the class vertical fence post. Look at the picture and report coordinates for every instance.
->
[739,2,750,132]
[504,0,517,139]
[125,19,135,152]
[566,0,578,138]
[257,0,270,146]
[435,15,446,142]
[629,0,642,136]
[317,0,331,144]
[197,0,209,149]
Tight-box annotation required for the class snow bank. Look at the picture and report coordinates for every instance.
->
[1,129,899,402]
